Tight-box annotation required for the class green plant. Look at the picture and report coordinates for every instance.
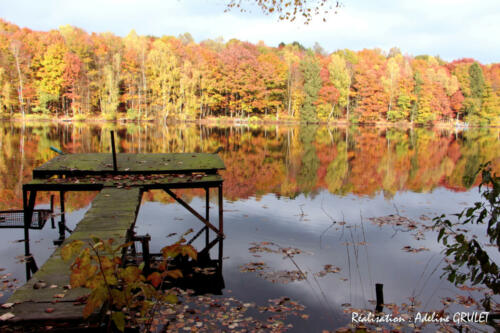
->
[126,109,139,121]
[61,230,198,332]
[73,114,87,121]
[433,163,499,294]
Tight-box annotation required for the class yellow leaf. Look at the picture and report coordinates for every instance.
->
[164,292,178,304]
[166,269,183,279]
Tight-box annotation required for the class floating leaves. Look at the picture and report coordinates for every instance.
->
[240,262,268,272]
[315,264,341,277]
[248,241,308,259]
[243,242,310,284]
[401,246,430,253]
[259,270,307,284]
[369,215,419,229]
[148,289,306,332]
[369,214,435,241]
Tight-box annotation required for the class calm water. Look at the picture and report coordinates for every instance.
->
[0,121,499,331]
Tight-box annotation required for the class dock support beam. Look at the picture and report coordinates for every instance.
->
[163,188,223,237]
[218,183,223,260]
[23,187,37,280]
[218,183,223,237]
[54,191,66,245]
[50,194,55,229]
[110,131,118,172]
[205,187,210,246]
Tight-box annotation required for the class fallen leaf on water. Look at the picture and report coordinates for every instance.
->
[401,246,429,253]
[240,262,268,272]
[259,270,306,284]
[315,264,341,277]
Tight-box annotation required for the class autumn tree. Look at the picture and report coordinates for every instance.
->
[353,49,388,122]
[147,38,181,121]
[383,56,400,120]
[328,53,351,119]
[280,43,303,118]
[34,42,67,114]
[100,53,121,119]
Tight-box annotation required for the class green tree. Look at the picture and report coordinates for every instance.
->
[466,62,486,121]
[299,51,321,123]
[434,164,499,294]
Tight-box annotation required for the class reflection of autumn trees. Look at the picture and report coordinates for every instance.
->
[220,128,287,200]
[297,124,319,195]
[0,123,499,211]
[349,128,386,195]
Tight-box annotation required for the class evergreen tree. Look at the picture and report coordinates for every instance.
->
[467,62,485,120]
[300,51,321,123]
[469,62,485,99]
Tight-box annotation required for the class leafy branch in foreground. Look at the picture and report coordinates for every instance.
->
[61,230,197,332]
[433,162,499,294]
[225,0,341,23]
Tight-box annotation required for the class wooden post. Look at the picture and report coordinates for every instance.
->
[23,189,29,257]
[218,238,223,270]
[218,184,223,236]
[50,194,55,229]
[142,234,151,275]
[205,187,210,246]
[24,188,37,280]
[54,191,66,245]
[111,130,118,172]
[375,283,384,312]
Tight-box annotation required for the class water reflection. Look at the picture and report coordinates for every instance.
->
[1,122,498,211]
[1,122,499,331]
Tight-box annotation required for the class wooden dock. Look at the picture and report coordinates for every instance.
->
[1,150,225,327]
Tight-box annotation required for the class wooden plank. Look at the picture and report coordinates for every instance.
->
[3,301,91,323]
[25,174,222,191]
[3,187,142,323]
[33,153,225,178]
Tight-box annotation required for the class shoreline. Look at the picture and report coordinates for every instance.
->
[1,115,498,129]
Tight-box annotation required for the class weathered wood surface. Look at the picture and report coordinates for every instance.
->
[25,174,223,191]
[3,187,142,323]
[33,153,225,177]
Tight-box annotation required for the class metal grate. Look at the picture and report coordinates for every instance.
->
[0,209,52,229]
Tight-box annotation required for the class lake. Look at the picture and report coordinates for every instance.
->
[0,121,499,331]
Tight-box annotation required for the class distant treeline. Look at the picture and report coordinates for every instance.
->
[0,19,498,123]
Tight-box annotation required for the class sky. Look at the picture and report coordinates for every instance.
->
[0,0,498,63]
